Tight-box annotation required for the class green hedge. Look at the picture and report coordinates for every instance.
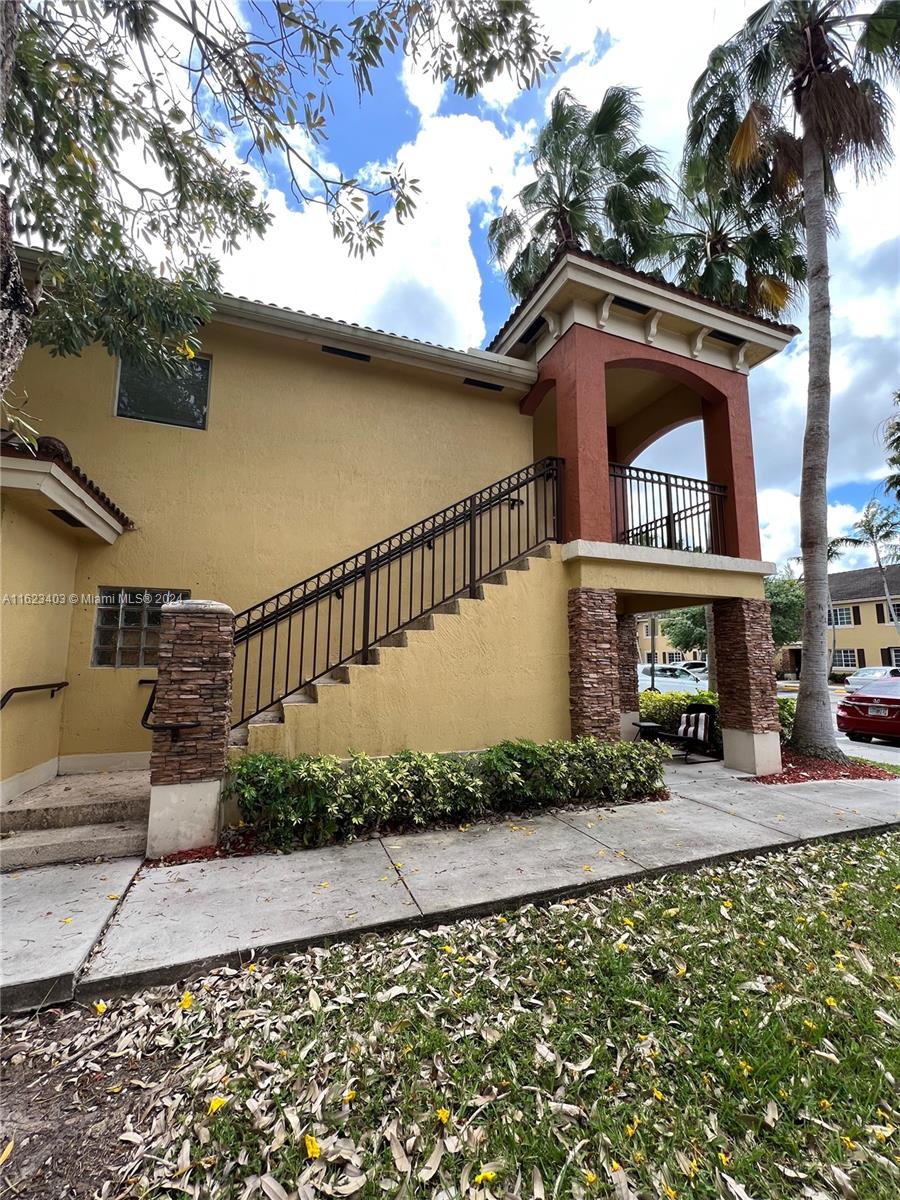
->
[226,738,668,850]
[638,691,796,746]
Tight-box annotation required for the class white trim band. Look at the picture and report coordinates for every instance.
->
[561,540,775,576]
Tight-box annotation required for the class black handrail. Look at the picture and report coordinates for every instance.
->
[609,462,727,555]
[232,457,563,727]
[0,681,69,710]
[140,683,200,739]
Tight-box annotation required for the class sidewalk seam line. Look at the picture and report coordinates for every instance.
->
[378,838,425,918]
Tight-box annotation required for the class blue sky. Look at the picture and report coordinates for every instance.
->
[216,1,900,570]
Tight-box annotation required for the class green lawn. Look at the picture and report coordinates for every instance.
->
[14,835,900,1198]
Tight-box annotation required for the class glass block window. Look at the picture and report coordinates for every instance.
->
[828,605,853,626]
[92,587,190,667]
[832,649,857,668]
[116,356,211,429]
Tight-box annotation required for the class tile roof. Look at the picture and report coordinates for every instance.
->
[486,244,802,352]
[1,435,134,529]
[828,565,900,603]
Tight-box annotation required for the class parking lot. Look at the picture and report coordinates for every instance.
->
[778,685,900,767]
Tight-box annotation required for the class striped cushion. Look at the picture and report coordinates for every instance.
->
[677,712,709,742]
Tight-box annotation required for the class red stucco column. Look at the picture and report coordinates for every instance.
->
[702,376,762,561]
[537,325,612,543]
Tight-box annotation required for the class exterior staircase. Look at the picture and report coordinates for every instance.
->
[230,545,552,748]
[0,771,149,871]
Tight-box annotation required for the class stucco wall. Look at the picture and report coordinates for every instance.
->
[9,325,535,762]
[247,548,571,758]
[0,496,78,783]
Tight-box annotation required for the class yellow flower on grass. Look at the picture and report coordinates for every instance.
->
[616,941,629,954]
[625,1116,640,1138]
[803,1019,818,1032]
[841,1136,856,1151]
[610,1161,622,1172]
[825,996,838,1008]
[683,1157,699,1179]
[819,1099,832,1111]
[622,916,634,927]
[633,1151,645,1164]
[718,1151,730,1166]
[305,1134,321,1159]
[584,1170,598,1184]
[207,1096,228,1116]
[738,1060,753,1077]
[473,1169,496,1184]
[179,991,193,1010]
[441,944,455,954]
[93,999,107,1015]
[245,962,256,973]
[436,1107,450,1125]
[722,899,733,909]
[653,1088,665,1101]
[342,1089,357,1103]
[662,1185,678,1199]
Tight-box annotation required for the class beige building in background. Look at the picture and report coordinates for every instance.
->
[778,565,900,679]
[636,615,705,664]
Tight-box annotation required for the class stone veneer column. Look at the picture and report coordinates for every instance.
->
[568,587,620,740]
[712,597,781,775]
[146,600,235,857]
[616,613,640,739]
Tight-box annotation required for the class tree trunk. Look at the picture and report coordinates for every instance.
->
[704,604,717,692]
[1,2,35,407]
[791,124,842,757]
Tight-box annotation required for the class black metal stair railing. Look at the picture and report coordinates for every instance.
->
[232,457,564,727]
[609,463,727,555]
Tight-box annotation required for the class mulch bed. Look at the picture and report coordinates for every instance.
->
[756,749,899,785]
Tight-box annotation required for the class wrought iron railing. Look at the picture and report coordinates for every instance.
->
[609,463,727,555]
[232,457,564,727]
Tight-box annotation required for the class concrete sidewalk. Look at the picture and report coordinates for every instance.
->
[2,764,898,1012]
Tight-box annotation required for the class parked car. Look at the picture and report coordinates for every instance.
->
[637,664,702,693]
[682,660,708,675]
[836,679,900,742]
[844,665,900,694]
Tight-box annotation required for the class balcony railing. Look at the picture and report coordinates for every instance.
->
[610,463,727,556]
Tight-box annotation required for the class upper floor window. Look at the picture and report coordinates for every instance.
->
[116,356,211,429]
[828,605,853,626]
[92,586,190,667]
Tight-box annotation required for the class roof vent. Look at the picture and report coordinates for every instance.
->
[708,329,742,347]
[321,344,371,362]
[50,508,86,528]
[463,378,504,392]
[611,296,651,316]
[518,316,546,345]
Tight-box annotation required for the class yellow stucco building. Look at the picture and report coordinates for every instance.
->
[2,248,796,857]
[778,565,900,679]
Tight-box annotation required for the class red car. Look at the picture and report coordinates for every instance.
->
[836,679,900,743]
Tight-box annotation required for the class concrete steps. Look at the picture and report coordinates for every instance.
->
[0,820,147,871]
[231,545,553,752]
[0,771,150,871]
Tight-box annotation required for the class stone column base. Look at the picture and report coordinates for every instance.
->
[146,780,222,858]
[620,710,639,740]
[722,729,782,777]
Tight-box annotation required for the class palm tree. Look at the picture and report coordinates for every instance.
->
[791,536,849,673]
[488,87,668,299]
[687,2,899,758]
[666,152,807,318]
[838,500,900,640]
[881,389,900,500]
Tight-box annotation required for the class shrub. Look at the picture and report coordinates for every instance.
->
[226,737,667,850]
[777,696,796,742]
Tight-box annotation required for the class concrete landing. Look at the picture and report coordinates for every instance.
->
[0,857,142,1012]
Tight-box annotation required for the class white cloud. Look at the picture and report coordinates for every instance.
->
[757,489,874,567]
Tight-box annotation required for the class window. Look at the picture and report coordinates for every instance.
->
[116,356,211,429]
[669,650,684,662]
[646,651,658,663]
[92,586,190,667]
[832,649,857,669]
[890,648,900,667]
[828,606,853,626]
[643,623,650,637]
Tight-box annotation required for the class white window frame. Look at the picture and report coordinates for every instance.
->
[832,649,857,669]
[669,650,684,662]
[828,605,853,626]
[643,623,650,637]
[890,648,900,668]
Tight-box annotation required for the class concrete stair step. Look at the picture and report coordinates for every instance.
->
[406,615,434,631]
[378,632,408,648]
[433,599,461,615]
[0,821,147,871]
[526,543,552,559]
[506,557,531,571]
[0,790,150,834]
[484,571,508,586]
